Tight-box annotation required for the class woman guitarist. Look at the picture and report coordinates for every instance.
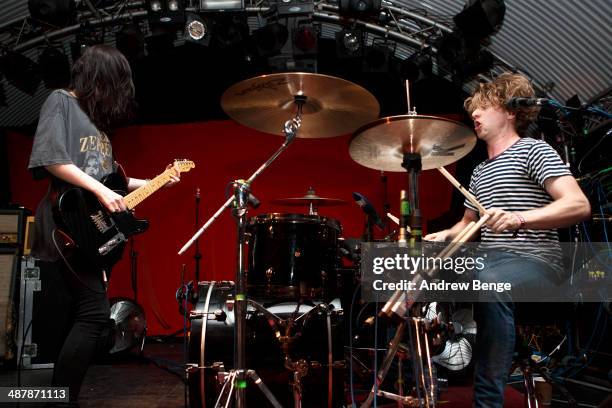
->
[28,44,179,406]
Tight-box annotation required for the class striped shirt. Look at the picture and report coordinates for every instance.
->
[465,137,572,245]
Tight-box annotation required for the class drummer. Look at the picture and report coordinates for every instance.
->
[424,72,590,408]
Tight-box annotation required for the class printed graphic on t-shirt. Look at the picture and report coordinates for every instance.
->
[79,132,113,176]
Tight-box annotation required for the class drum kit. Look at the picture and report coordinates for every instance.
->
[178,72,480,408]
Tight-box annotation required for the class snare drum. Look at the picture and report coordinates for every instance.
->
[247,213,341,299]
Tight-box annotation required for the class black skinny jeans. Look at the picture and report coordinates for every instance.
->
[52,253,111,403]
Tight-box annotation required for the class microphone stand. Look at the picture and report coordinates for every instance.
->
[194,188,202,283]
[178,96,306,408]
[381,171,391,236]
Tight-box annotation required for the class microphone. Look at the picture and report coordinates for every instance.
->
[352,192,385,230]
[505,97,552,109]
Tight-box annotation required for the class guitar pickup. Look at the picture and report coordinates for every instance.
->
[98,232,126,255]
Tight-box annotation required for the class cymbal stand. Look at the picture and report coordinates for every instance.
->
[281,302,344,408]
[179,96,306,408]
[361,166,490,408]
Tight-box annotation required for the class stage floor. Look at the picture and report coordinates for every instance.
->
[0,340,608,407]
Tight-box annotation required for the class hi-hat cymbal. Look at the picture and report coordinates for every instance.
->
[272,193,349,207]
[349,115,477,171]
[221,72,380,138]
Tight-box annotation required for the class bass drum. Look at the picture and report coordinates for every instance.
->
[188,281,345,407]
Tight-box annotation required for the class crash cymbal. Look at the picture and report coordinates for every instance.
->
[221,72,380,138]
[349,115,476,171]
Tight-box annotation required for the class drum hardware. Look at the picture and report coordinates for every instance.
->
[181,73,377,407]
[349,86,492,406]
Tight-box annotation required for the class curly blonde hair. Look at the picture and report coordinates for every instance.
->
[464,72,539,133]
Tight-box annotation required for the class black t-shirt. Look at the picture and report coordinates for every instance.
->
[28,89,115,261]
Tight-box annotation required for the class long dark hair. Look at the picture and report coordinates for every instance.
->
[70,44,135,132]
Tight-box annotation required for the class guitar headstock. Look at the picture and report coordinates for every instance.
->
[173,159,195,173]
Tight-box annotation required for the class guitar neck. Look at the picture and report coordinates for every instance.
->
[124,171,173,210]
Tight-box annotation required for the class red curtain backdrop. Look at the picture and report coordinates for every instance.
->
[7,120,456,335]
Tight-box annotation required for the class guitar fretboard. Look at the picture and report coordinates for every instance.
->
[124,171,173,209]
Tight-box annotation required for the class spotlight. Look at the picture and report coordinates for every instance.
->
[28,0,76,28]
[150,0,162,12]
[0,51,41,95]
[116,22,146,62]
[38,46,70,89]
[250,23,289,57]
[184,13,210,46]
[147,0,185,24]
[335,28,364,58]
[454,0,506,40]
[339,0,381,17]
[168,0,180,11]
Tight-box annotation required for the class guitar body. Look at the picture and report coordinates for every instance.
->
[54,172,149,270]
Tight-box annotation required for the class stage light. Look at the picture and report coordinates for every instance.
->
[38,46,71,89]
[28,0,76,27]
[339,0,381,17]
[168,0,180,11]
[0,51,41,95]
[150,0,162,12]
[454,0,506,40]
[335,28,364,58]
[250,23,289,57]
[184,13,210,46]
[147,0,185,24]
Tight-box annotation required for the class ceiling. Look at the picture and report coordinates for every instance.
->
[0,0,610,129]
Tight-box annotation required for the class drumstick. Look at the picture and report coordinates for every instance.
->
[437,215,489,259]
[437,166,487,215]
[387,212,400,225]
[453,221,475,243]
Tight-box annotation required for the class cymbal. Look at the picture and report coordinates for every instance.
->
[349,115,476,171]
[221,72,380,138]
[272,193,348,207]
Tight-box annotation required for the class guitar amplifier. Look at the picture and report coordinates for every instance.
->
[0,208,31,247]
[0,248,19,361]
[16,257,70,369]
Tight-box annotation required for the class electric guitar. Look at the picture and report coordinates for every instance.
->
[54,159,195,270]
